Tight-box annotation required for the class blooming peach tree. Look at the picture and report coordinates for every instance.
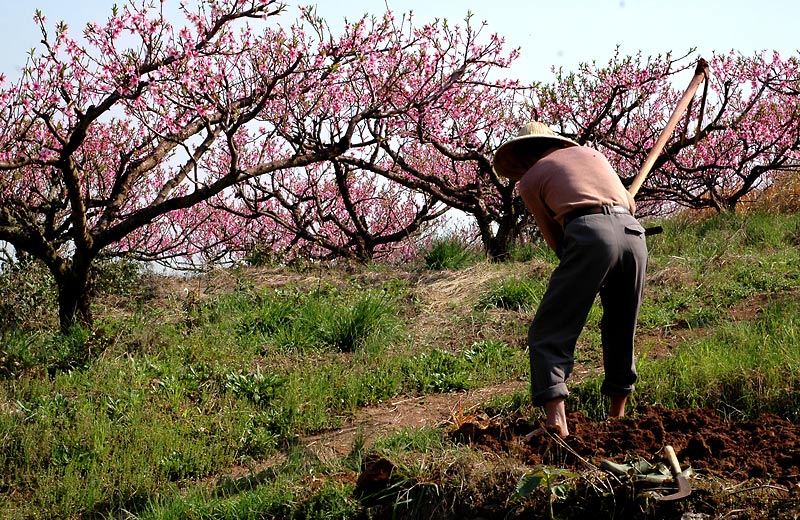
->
[2,0,798,332]
[218,160,450,262]
[533,49,800,214]
[292,48,800,260]
[0,1,520,329]
[222,10,525,261]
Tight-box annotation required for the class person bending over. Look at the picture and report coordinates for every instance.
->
[493,121,648,438]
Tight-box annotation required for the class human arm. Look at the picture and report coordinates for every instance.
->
[530,204,564,254]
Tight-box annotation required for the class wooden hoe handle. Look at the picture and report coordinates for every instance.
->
[628,58,710,198]
[664,445,682,475]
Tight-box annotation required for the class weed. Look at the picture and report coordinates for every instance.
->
[319,291,400,353]
[0,331,38,378]
[403,340,520,393]
[509,240,558,263]
[405,348,469,392]
[224,368,286,405]
[447,397,480,428]
[423,237,483,270]
[234,286,402,354]
[517,465,580,520]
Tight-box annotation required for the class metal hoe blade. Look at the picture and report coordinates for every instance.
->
[655,445,692,501]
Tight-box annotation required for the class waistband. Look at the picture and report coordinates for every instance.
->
[563,205,630,227]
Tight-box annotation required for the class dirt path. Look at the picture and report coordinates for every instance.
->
[304,380,528,458]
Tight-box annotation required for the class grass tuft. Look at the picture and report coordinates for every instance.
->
[422,237,483,270]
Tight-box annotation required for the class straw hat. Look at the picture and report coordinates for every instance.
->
[492,121,578,180]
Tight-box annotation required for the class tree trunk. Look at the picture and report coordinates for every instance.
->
[488,223,518,262]
[56,268,93,332]
[477,216,520,262]
[476,203,526,262]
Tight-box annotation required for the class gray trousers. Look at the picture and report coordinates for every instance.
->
[529,212,648,405]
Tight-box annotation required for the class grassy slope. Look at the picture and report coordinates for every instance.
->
[0,210,799,518]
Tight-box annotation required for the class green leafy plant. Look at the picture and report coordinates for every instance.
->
[93,256,145,298]
[517,465,580,519]
[224,368,286,405]
[0,257,57,332]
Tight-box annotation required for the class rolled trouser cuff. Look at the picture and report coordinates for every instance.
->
[531,382,569,406]
[600,380,635,397]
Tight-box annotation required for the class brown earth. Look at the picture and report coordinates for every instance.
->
[293,367,800,518]
[306,382,800,488]
[349,398,800,518]
[454,405,800,485]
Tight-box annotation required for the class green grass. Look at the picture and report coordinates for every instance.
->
[573,294,800,422]
[571,211,800,420]
[476,276,545,312]
[1,209,800,518]
[638,296,800,418]
[136,445,361,519]
[422,236,484,270]
[0,270,528,518]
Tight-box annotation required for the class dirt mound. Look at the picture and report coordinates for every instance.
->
[354,405,800,518]
[454,405,800,484]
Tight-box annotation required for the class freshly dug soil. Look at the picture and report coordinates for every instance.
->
[456,405,800,484]
[356,405,800,519]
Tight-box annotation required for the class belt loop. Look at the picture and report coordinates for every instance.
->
[602,205,612,214]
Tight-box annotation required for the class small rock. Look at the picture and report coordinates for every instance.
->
[681,513,709,520]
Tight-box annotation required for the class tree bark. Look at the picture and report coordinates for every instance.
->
[55,266,93,332]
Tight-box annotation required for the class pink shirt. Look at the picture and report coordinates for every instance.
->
[517,146,636,252]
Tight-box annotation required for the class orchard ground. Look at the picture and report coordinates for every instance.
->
[169,252,800,519]
[3,210,800,519]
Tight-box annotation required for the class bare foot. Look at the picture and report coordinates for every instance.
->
[523,398,570,440]
[544,398,569,437]
[609,395,628,418]
[523,423,568,441]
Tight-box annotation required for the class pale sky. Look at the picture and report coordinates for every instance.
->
[1,0,798,84]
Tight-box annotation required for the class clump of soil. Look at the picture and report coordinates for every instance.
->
[455,405,800,484]
[355,405,800,519]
